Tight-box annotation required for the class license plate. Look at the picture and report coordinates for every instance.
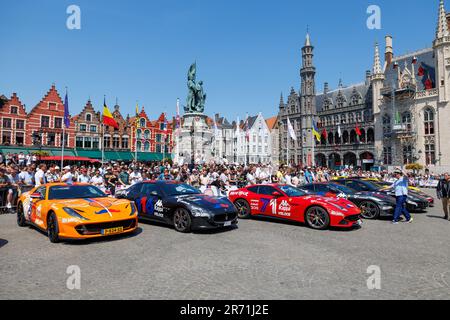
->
[102,227,124,235]
[224,221,232,227]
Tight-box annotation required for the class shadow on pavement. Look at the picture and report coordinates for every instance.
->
[138,218,238,235]
[427,215,448,220]
[0,239,8,248]
[250,216,361,232]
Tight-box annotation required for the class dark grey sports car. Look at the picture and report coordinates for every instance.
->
[299,183,397,220]
[115,181,238,233]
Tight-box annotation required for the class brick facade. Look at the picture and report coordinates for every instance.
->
[0,93,28,146]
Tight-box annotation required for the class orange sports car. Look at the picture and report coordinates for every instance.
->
[17,183,138,243]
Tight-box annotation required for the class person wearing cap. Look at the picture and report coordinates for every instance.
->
[45,165,59,183]
[78,168,91,183]
[61,166,73,184]
[392,169,413,224]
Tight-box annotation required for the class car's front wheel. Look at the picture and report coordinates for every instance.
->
[305,206,330,230]
[173,208,192,233]
[359,201,380,220]
[47,212,60,243]
[234,199,251,219]
[17,203,26,227]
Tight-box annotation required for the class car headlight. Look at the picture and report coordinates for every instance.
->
[190,206,211,218]
[329,203,348,212]
[63,207,89,221]
[129,202,137,216]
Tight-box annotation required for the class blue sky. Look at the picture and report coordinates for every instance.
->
[0,0,440,121]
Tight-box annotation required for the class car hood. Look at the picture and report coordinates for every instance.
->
[50,197,133,220]
[296,195,360,213]
[173,194,235,211]
[354,191,396,204]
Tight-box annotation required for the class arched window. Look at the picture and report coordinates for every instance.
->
[140,118,146,128]
[137,129,142,139]
[86,113,92,122]
[144,130,150,140]
[343,131,349,144]
[350,130,357,144]
[328,132,334,145]
[335,133,341,145]
[403,145,413,165]
[136,141,142,151]
[402,112,412,131]
[359,129,366,143]
[324,98,332,111]
[336,92,347,109]
[367,128,375,143]
[349,113,355,124]
[144,141,150,152]
[424,108,435,135]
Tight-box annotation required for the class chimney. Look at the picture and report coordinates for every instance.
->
[385,35,393,66]
[324,82,329,94]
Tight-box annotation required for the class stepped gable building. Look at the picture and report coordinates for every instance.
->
[103,100,131,151]
[73,99,102,151]
[0,92,27,146]
[131,108,173,154]
[26,85,75,149]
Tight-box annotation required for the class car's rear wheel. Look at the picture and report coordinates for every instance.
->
[173,208,192,233]
[47,212,60,243]
[305,206,330,230]
[17,203,26,227]
[359,201,380,220]
[234,199,251,219]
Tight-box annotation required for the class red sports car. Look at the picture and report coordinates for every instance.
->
[228,184,362,230]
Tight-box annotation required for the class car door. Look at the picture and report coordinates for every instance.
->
[30,186,47,227]
[135,183,165,221]
[257,185,290,218]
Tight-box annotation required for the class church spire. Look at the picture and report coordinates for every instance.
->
[305,32,311,47]
[373,43,383,75]
[279,92,285,109]
[436,0,449,39]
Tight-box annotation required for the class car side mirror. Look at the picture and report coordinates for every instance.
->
[272,191,282,197]
[150,191,161,198]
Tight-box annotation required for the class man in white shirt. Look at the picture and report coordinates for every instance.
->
[129,168,143,185]
[90,170,104,188]
[61,166,73,184]
[34,164,47,187]
[77,168,91,183]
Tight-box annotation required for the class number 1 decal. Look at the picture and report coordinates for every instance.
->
[270,199,277,214]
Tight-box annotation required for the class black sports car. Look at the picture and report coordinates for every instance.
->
[299,183,396,220]
[333,179,429,212]
[115,181,238,233]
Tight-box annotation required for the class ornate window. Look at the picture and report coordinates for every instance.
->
[425,138,436,165]
[336,92,347,108]
[424,108,435,136]
[323,98,333,111]
[140,118,146,128]
[144,130,150,140]
[136,129,142,139]
[144,141,150,152]
[402,112,412,131]
[383,147,392,165]
[349,113,355,124]
[86,113,92,122]
[403,145,413,165]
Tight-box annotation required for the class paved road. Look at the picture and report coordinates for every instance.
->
[0,189,449,300]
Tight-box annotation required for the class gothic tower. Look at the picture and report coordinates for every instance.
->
[300,32,317,166]
[371,42,385,165]
[434,0,450,103]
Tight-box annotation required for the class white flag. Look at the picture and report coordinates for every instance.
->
[287,117,297,141]
[337,124,342,138]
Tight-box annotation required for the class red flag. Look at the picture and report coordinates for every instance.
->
[355,123,362,136]
[418,66,425,77]
[322,128,328,140]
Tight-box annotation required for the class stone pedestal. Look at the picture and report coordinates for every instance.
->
[173,113,213,165]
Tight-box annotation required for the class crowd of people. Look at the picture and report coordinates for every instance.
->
[0,156,444,214]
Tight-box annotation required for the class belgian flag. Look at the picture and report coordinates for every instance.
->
[103,98,119,129]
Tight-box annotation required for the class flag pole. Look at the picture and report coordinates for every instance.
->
[135,101,138,163]
[102,95,105,166]
[176,98,180,164]
[61,87,68,170]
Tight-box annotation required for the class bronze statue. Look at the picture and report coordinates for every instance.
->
[185,63,206,114]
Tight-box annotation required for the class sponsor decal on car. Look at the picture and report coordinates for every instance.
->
[230,191,249,197]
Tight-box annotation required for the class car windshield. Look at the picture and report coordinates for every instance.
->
[279,185,307,197]
[161,183,201,196]
[48,185,106,200]
[330,184,357,194]
[360,181,383,191]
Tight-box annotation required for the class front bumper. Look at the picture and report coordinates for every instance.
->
[58,216,139,239]
[337,214,362,228]
[191,213,238,230]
